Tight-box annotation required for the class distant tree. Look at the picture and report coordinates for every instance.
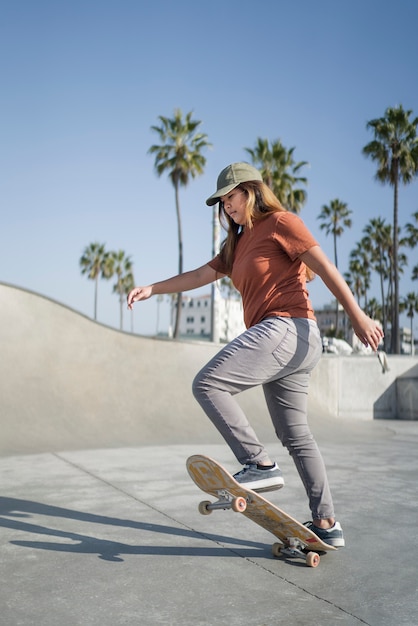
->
[404,211,418,248]
[400,292,418,355]
[362,105,418,353]
[360,216,412,351]
[318,199,352,269]
[362,218,392,347]
[352,240,373,307]
[148,108,211,338]
[318,199,352,331]
[365,297,382,322]
[346,243,371,307]
[79,242,111,320]
[245,138,308,213]
[120,271,136,333]
[108,250,134,331]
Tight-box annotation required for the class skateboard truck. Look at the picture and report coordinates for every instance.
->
[198,489,248,515]
[272,538,321,567]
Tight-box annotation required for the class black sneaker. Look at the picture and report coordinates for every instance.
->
[304,521,345,547]
[233,463,284,493]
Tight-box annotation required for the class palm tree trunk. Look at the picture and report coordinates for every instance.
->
[410,314,414,355]
[379,250,387,351]
[392,173,400,353]
[333,232,339,335]
[120,292,124,330]
[173,181,183,339]
[94,276,99,320]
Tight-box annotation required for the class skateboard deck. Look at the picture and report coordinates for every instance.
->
[186,454,336,567]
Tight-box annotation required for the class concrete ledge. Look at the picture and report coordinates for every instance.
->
[396,365,418,420]
[310,354,418,420]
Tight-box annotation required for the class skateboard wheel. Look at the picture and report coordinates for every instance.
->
[231,497,247,512]
[271,543,283,558]
[198,500,212,515]
[306,551,320,568]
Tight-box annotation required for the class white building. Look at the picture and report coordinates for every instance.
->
[314,301,349,340]
[173,293,246,342]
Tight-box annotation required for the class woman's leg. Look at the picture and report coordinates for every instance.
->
[192,320,283,465]
[193,317,314,465]
[192,316,342,540]
[192,316,318,465]
[262,369,335,520]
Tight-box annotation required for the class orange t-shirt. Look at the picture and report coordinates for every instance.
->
[208,212,318,328]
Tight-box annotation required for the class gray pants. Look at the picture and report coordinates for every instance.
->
[192,316,334,520]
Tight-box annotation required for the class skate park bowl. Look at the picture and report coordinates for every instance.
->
[0,282,416,456]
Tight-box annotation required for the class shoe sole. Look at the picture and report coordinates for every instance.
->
[246,482,285,494]
[323,539,345,548]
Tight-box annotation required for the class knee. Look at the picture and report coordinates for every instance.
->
[192,367,217,402]
[280,431,315,452]
[192,370,206,401]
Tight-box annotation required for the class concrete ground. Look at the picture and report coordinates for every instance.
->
[1,419,418,626]
[1,283,418,625]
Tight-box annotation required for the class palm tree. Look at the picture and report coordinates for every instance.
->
[362,216,412,352]
[108,250,134,331]
[365,297,382,322]
[79,242,110,320]
[120,271,136,333]
[318,199,352,269]
[404,210,418,248]
[400,292,418,355]
[244,138,276,188]
[148,109,211,338]
[362,105,418,353]
[245,138,308,213]
[347,243,372,307]
[362,218,392,347]
[404,211,418,287]
[318,199,352,331]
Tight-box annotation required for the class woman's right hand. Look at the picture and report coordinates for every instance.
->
[127,286,153,309]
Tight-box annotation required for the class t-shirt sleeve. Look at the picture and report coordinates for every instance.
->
[208,254,229,275]
[273,213,318,260]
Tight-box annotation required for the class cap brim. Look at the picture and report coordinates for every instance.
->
[205,183,239,206]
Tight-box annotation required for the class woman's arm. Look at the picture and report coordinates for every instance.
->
[300,246,384,351]
[127,263,223,309]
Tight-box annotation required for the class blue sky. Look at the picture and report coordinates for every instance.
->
[1,0,418,336]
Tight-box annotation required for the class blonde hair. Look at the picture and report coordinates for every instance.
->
[218,180,315,281]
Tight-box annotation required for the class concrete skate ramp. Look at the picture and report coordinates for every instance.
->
[3,283,329,456]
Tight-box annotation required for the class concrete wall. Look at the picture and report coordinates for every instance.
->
[0,283,417,455]
[310,353,417,420]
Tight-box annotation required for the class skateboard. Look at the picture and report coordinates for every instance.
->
[186,454,337,568]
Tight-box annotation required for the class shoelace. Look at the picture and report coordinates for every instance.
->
[236,464,256,476]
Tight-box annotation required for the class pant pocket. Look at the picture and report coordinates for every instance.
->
[271,327,297,367]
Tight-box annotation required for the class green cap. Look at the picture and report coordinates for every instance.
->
[206,162,263,206]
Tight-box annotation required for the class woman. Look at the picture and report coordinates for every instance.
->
[127,162,383,547]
